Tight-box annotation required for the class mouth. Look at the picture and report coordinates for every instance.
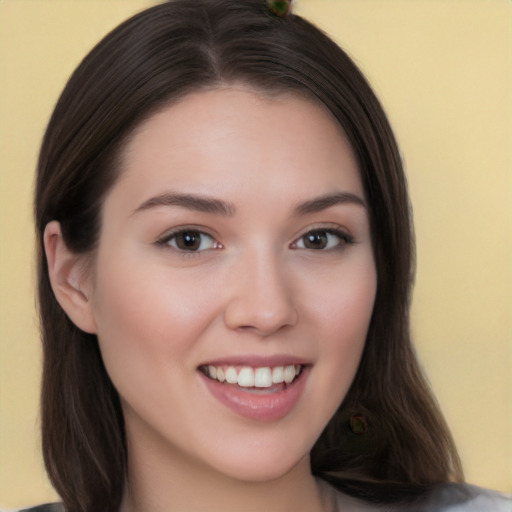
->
[198,361,310,421]
[198,364,304,393]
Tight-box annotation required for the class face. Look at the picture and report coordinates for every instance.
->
[86,87,376,482]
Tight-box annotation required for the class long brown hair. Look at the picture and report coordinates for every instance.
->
[35,1,463,510]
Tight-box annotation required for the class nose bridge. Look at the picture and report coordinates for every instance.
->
[224,243,298,335]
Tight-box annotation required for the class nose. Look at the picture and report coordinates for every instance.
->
[223,248,298,336]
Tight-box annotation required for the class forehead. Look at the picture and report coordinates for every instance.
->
[111,86,363,211]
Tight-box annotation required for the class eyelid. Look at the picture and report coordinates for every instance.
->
[155,226,222,254]
[290,224,355,250]
[154,223,354,254]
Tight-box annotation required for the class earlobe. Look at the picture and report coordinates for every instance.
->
[44,221,97,334]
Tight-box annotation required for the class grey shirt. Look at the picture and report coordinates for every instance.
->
[15,482,512,512]
[318,479,512,512]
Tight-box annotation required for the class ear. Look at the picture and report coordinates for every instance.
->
[44,221,97,334]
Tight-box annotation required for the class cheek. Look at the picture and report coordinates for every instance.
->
[304,258,377,343]
[89,253,223,388]
[304,261,376,395]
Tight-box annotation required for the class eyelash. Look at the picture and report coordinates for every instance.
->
[291,228,354,251]
[156,228,220,257]
[156,226,354,256]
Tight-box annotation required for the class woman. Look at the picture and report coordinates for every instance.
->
[24,0,510,511]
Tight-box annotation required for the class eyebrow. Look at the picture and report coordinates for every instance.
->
[133,190,366,217]
[133,192,236,216]
[294,192,366,215]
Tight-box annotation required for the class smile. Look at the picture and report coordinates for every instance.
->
[198,361,310,421]
[200,364,303,389]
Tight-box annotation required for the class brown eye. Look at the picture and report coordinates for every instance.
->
[294,229,353,251]
[303,231,328,249]
[165,230,217,252]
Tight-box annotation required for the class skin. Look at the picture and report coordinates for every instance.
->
[45,87,377,512]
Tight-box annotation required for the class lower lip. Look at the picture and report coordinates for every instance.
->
[200,367,309,421]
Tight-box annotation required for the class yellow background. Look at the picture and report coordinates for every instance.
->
[1,0,510,508]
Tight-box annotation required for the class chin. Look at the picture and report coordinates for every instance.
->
[217,458,305,484]
[201,433,313,484]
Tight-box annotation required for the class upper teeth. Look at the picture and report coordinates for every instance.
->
[206,364,302,388]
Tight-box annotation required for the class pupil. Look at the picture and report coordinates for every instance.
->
[306,231,327,249]
[179,231,200,250]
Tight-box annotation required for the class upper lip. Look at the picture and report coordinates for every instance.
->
[198,354,311,368]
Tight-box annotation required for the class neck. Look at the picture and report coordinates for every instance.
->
[120,431,325,512]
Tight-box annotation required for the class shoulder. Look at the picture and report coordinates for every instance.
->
[421,483,512,511]
[431,484,512,511]
[317,479,512,512]
[16,504,64,512]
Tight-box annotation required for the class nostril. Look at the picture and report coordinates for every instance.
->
[224,303,298,335]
